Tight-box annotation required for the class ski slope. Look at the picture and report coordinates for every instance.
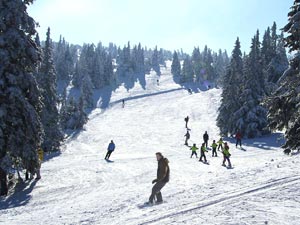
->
[1,62,300,225]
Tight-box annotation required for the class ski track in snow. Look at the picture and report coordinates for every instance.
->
[1,62,300,225]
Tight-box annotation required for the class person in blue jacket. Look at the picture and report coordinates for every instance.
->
[105,140,115,160]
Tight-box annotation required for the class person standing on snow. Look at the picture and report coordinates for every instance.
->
[184,116,189,128]
[211,140,218,157]
[199,143,208,163]
[222,142,232,167]
[105,140,115,160]
[0,166,8,196]
[148,152,170,204]
[235,131,242,148]
[190,144,198,158]
[122,99,125,108]
[184,130,190,146]
[203,131,209,148]
[217,138,224,151]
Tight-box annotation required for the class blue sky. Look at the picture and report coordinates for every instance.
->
[28,0,293,54]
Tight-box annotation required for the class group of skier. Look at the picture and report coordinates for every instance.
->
[183,116,243,168]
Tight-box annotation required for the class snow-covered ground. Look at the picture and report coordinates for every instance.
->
[1,62,300,225]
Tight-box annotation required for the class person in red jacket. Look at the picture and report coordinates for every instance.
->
[235,131,242,148]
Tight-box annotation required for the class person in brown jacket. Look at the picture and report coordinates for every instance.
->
[148,152,170,204]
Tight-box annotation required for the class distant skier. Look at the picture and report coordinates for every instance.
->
[184,116,189,128]
[157,79,159,86]
[222,142,232,167]
[188,88,192,94]
[217,138,224,151]
[190,144,198,158]
[184,130,190,146]
[0,167,8,196]
[148,152,170,204]
[105,140,115,160]
[122,99,125,108]
[211,140,218,157]
[199,143,208,163]
[235,131,242,148]
[203,131,209,148]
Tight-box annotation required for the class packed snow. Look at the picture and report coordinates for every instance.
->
[1,62,300,225]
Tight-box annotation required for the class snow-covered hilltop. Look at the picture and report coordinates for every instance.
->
[1,64,300,225]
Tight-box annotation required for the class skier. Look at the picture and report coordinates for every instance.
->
[235,131,242,148]
[35,148,44,180]
[190,144,198,158]
[184,116,189,128]
[222,142,232,167]
[184,130,190,146]
[122,99,125,108]
[199,143,208,163]
[148,152,170,204]
[188,88,192,94]
[105,140,115,160]
[0,166,8,196]
[203,131,209,148]
[211,140,218,157]
[217,138,224,151]
[157,79,159,86]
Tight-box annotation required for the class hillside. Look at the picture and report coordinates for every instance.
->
[1,63,300,225]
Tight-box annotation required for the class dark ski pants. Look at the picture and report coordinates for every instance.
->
[0,179,8,196]
[149,181,167,203]
[191,151,198,158]
[105,151,113,159]
[236,138,242,147]
[185,138,189,146]
[204,140,208,148]
[199,153,207,162]
[223,156,231,167]
[218,144,223,151]
[212,148,217,157]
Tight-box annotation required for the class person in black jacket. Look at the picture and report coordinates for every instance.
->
[184,130,190,146]
[0,167,8,196]
[203,131,209,148]
[148,152,170,204]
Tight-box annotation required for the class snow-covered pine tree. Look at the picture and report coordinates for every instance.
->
[217,38,244,136]
[171,51,181,80]
[151,46,161,75]
[80,74,94,109]
[265,0,300,150]
[266,32,288,84]
[0,0,43,172]
[181,56,194,83]
[38,27,64,152]
[234,32,268,138]
[192,47,202,82]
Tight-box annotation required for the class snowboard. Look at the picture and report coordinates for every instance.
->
[105,159,114,163]
[137,201,165,209]
[199,160,209,165]
[222,164,234,169]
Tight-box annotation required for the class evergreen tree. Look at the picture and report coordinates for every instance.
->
[235,33,268,138]
[151,46,161,75]
[265,0,300,150]
[38,27,64,152]
[267,32,288,84]
[171,51,181,79]
[0,0,43,172]
[192,47,202,82]
[181,56,194,82]
[217,38,244,136]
